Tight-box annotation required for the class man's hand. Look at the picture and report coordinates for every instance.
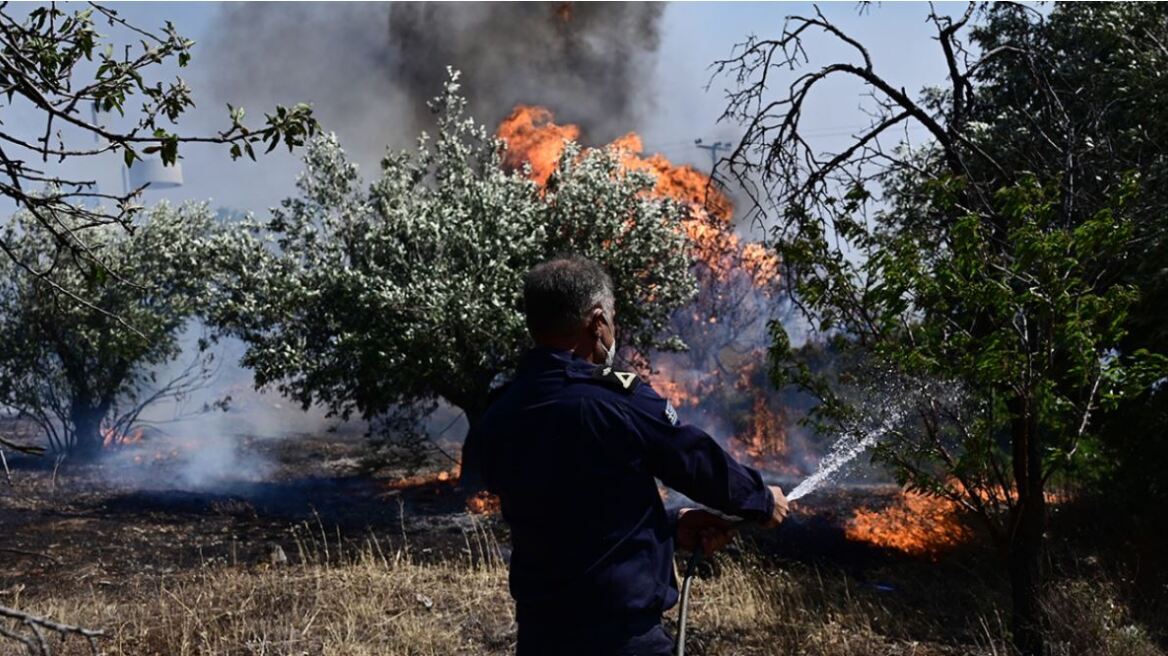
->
[763,485,790,528]
[676,508,737,555]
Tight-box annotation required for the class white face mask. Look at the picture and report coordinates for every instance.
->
[601,334,616,367]
[597,314,616,367]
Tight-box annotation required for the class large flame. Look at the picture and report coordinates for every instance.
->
[497,106,581,187]
[845,488,973,559]
[496,105,777,286]
[496,105,789,474]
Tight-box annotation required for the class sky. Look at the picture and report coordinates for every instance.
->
[9,2,955,221]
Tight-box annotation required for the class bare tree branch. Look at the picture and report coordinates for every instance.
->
[0,605,103,656]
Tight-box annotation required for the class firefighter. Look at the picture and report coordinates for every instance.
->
[473,256,789,656]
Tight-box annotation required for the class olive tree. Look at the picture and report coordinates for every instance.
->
[0,202,233,458]
[218,72,698,479]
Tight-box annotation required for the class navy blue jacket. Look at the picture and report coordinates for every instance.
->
[477,347,774,628]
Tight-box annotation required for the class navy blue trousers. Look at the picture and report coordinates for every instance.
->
[516,621,674,656]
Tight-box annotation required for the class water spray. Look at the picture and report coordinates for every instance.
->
[674,432,874,655]
[784,403,907,502]
[784,430,883,502]
[676,406,904,656]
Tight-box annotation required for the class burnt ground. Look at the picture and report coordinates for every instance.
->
[0,431,1164,652]
[0,433,920,581]
[0,434,485,594]
[0,432,925,591]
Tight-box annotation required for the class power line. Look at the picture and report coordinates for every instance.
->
[648,123,931,151]
[694,138,733,169]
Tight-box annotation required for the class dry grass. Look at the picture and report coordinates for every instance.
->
[9,528,1165,656]
[16,518,514,656]
[1040,578,1163,656]
[680,554,961,656]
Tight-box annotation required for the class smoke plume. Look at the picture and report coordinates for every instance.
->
[203,2,665,160]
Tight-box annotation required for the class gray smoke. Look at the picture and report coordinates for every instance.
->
[203,2,665,161]
[387,3,664,140]
[101,330,363,492]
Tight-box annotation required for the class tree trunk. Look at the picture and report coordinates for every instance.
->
[1008,395,1047,656]
[457,405,487,492]
[441,383,492,492]
[69,404,106,460]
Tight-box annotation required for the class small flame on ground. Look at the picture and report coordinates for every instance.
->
[467,491,501,515]
[101,426,144,448]
[385,468,458,491]
[384,465,500,515]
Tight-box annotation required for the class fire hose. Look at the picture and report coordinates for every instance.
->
[675,513,757,656]
[675,548,703,656]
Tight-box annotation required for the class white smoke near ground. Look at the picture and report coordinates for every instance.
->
[101,327,364,491]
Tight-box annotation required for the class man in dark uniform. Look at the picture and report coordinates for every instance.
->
[476,256,789,656]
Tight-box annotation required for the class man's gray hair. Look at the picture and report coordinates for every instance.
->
[523,256,615,338]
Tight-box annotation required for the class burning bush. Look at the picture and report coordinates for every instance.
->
[218,71,698,480]
[497,104,798,476]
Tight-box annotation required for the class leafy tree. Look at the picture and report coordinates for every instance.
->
[0,3,317,305]
[0,202,233,458]
[0,2,316,643]
[714,5,1167,654]
[962,4,1168,508]
[217,72,698,479]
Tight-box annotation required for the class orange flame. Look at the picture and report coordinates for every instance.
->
[384,465,500,515]
[496,105,787,474]
[734,392,789,463]
[845,488,973,559]
[648,360,713,409]
[723,389,801,475]
[741,242,781,288]
[497,105,580,186]
[385,467,458,491]
[467,491,501,515]
[494,105,779,287]
[101,425,144,448]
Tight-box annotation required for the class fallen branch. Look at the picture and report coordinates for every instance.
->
[0,436,44,456]
[0,605,104,655]
[0,548,61,567]
[0,437,43,487]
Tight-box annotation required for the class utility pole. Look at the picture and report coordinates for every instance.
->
[694,138,733,171]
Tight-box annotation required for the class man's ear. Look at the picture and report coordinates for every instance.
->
[587,305,606,338]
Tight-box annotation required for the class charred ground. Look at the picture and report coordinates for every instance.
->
[1,430,1161,655]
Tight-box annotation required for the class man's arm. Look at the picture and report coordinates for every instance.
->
[585,384,787,524]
